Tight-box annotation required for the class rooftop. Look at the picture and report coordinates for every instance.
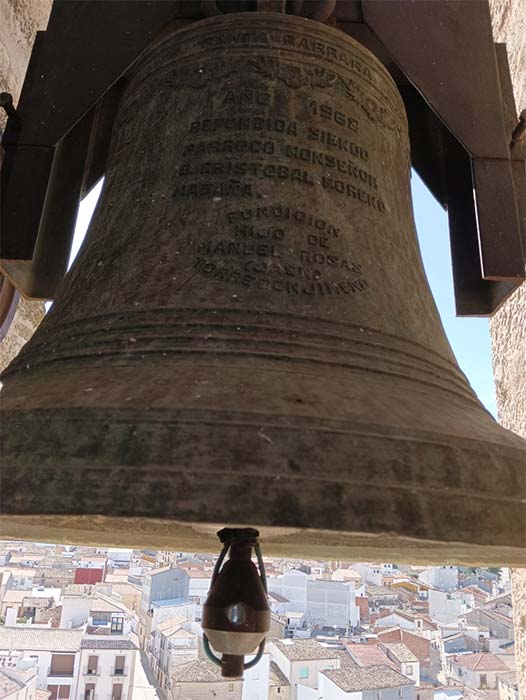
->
[365,585,397,596]
[151,598,190,609]
[147,567,172,577]
[388,610,437,630]
[2,591,25,604]
[381,642,418,664]
[0,568,37,578]
[0,670,23,700]
[156,617,187,633]
[333,650,360,671]
[81,638,137,650]
[268,592,289,603]
[104,573,130,583]
[35,689,51,700]
[346,644,397,670]
[172,659,240,683]
[178,568,211,579]
[476,609,514,627]
[90,595,126,614]
[269,661,290,687]
[451,653,509,671]
[0,628,83,653]
[274,639,339,662]
[323,664,414,692]
[78,557,107,564]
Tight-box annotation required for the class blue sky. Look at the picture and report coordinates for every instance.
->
[71,172,497,415]
[410,172,497,416]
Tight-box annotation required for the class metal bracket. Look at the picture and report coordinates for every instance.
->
[1,0,524,314]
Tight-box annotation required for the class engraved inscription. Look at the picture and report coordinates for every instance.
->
[174,70,387,208]
[227,205,340,238]
[197,31,375,84]
[184,140,275,156]
[306,128,368,162]
[164,25,403,297]
[189,116,298,136]
[191,204,368,297]
[309,100,359,133]
[222,88,272,110]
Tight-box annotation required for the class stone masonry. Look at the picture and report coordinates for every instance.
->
[0,0,50,370]
[488,1,526,698]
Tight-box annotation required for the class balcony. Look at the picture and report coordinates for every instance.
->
[111,669,127,677]
[47,671,74,678]
[84,668,100,677]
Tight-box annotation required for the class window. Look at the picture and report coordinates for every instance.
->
[228,684,234,692]
[112,685,123,700]
[50,655,74,677]
[58,688,70,700]
[299,666,309,679]
[47,686,58,700]
[92,612,111,626]
[111,617,124,634]
[85,684,95,700]
[480,675,488,689]
[114,657,125,676]
[87,656,98,675]
[405,664,413,675]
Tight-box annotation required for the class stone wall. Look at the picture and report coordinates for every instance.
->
[488,1,526,699]
[0,0,52,111]
[0,0,51,370]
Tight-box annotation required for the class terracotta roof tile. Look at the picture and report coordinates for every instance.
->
[0,670,23,700]
[323,664,414,692]
[81,638,137,650]
[274,639,339,661]
[0,628,82,652]
[269,661,289,687]
[381,643,418,664]
[451,653,509,671]
[346,644,398,670]
[172,659,241,683]
[377,629,430,662]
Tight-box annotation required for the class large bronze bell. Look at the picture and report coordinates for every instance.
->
[1,13,524,564]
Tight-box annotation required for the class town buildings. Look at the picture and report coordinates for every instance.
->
[171,659,243,700]
[447,653,511,691]
[0,663,39,700]
[0,539,520,700]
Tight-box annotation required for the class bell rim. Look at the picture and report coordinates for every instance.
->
[0,514,525,567]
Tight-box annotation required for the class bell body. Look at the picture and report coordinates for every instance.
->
[1,13,524,563]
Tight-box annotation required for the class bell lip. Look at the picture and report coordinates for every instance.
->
[0,515,525,567]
